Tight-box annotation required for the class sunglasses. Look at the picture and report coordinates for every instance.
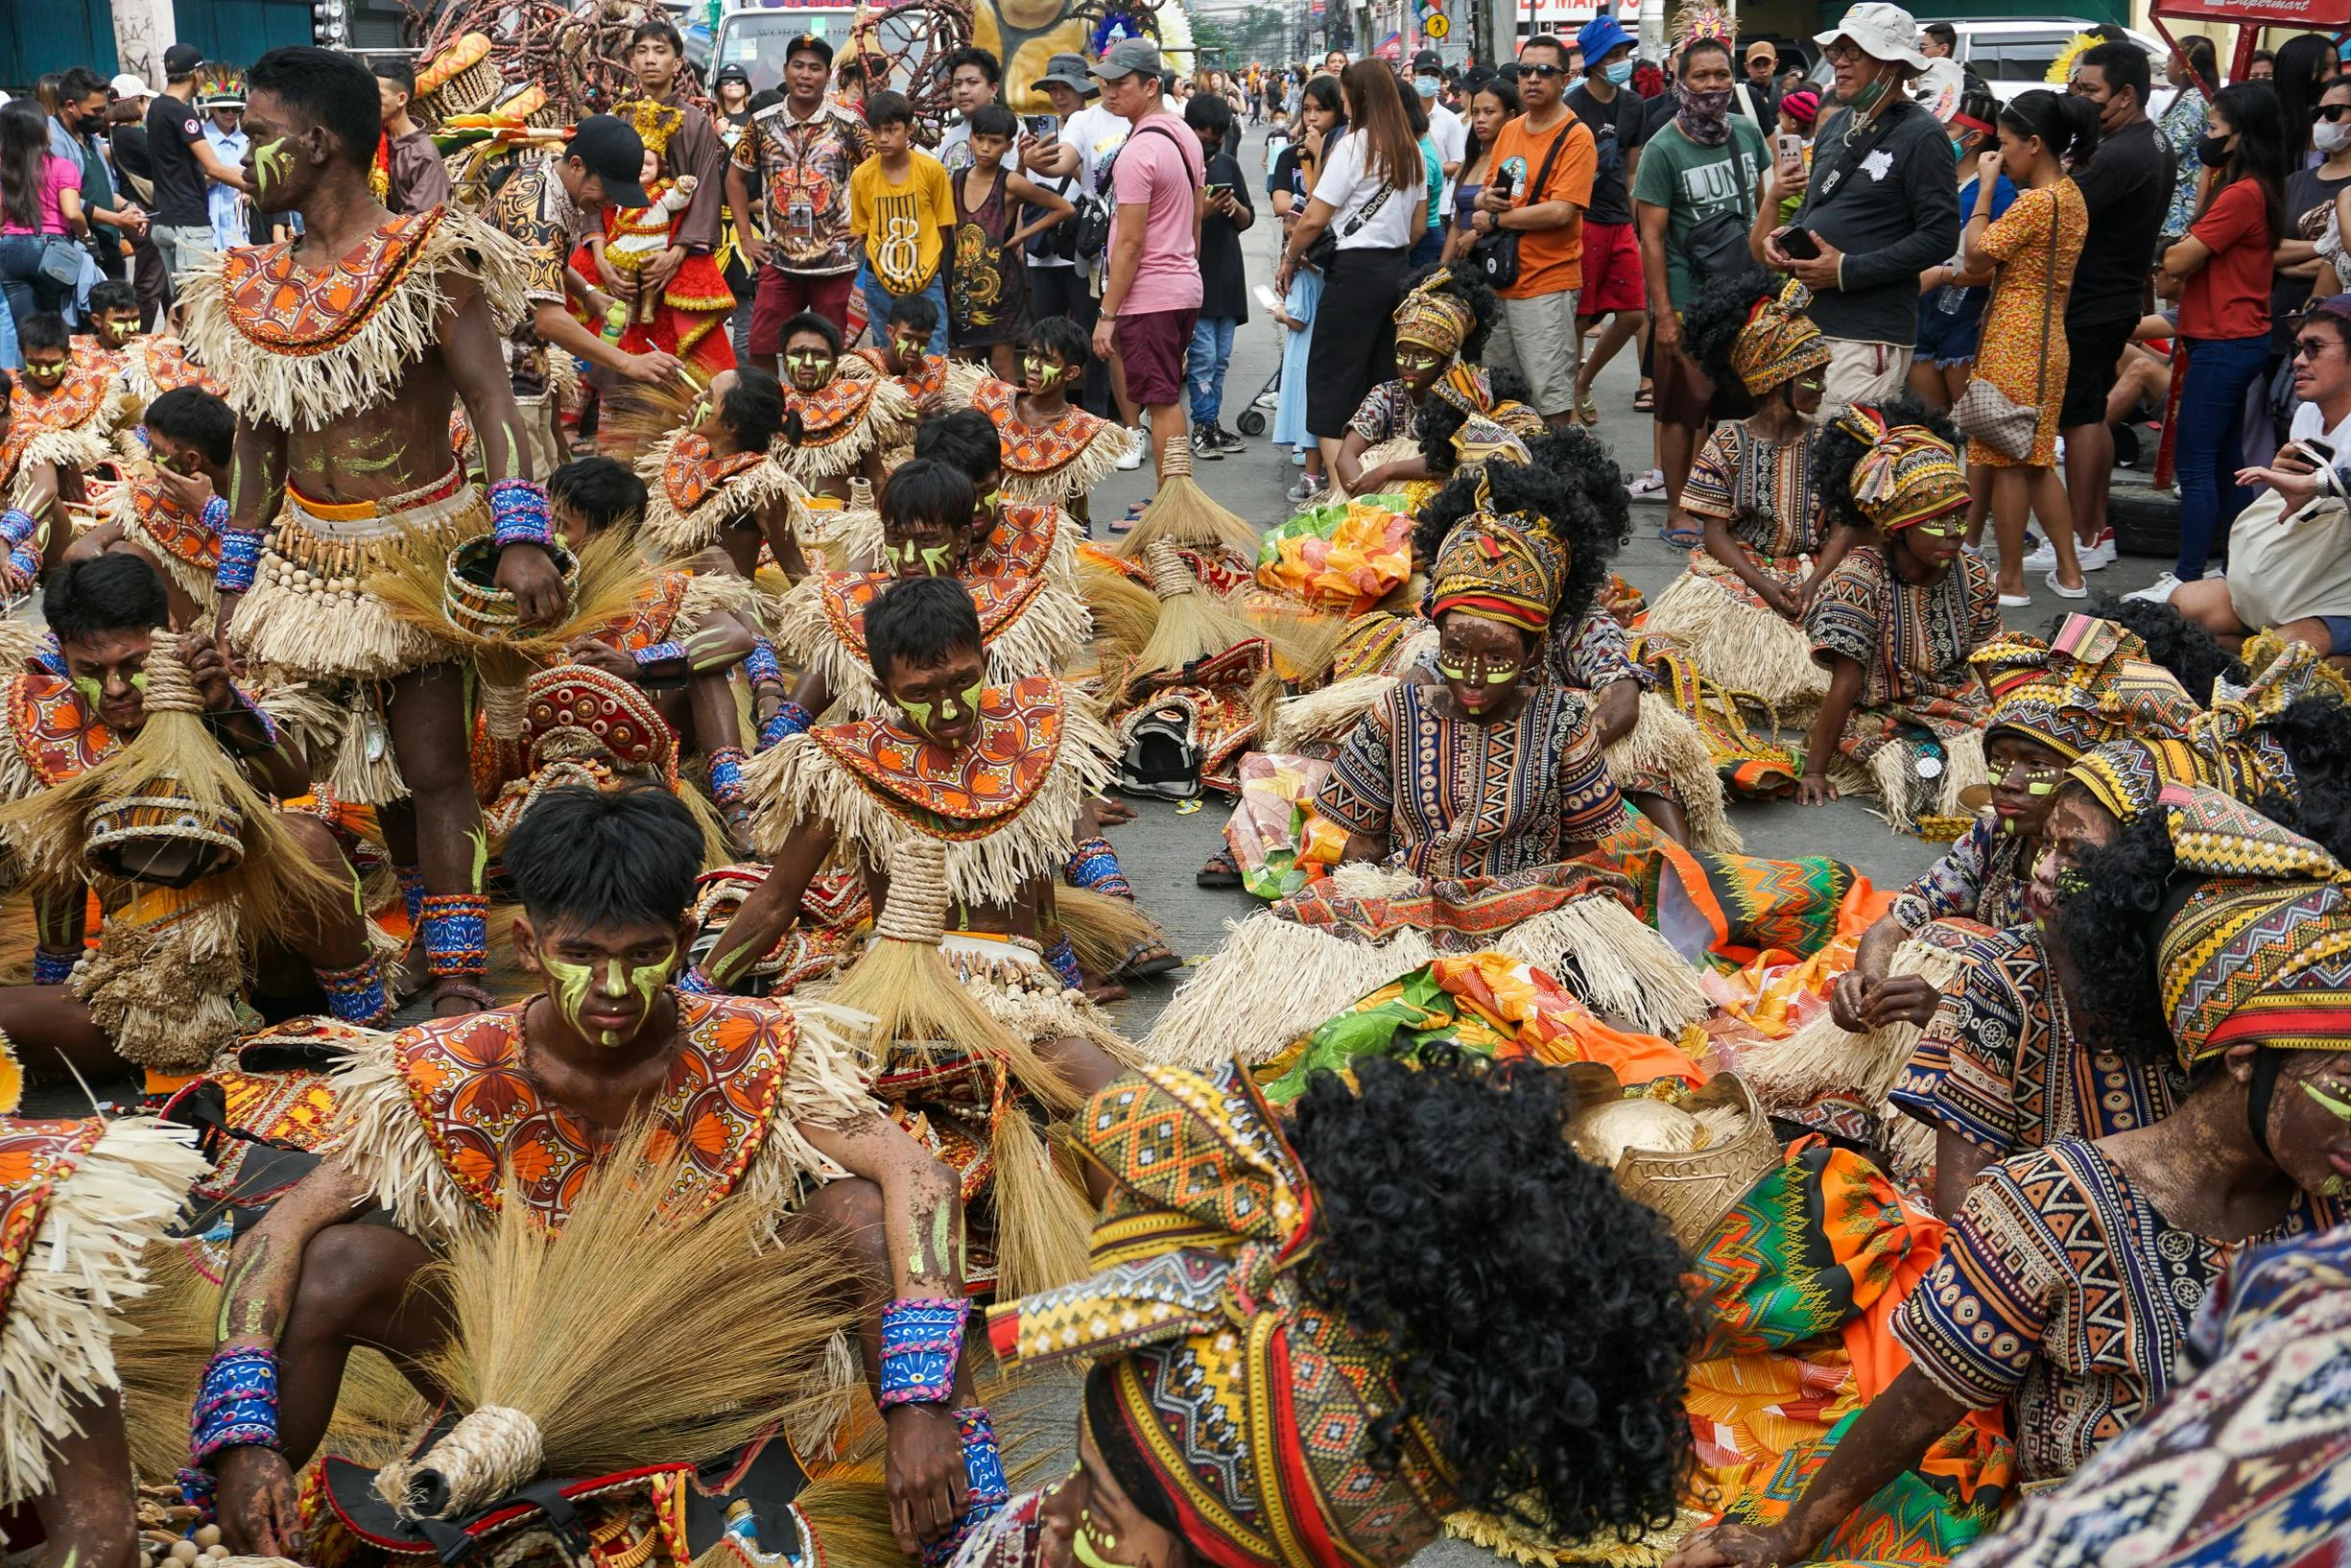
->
[1519,62,1567,78]
[2296,334,2342,359]
[2322,104,2351,121]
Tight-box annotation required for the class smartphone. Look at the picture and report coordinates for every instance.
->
[1775,132,1805,177]
[1025,113,1060,139]
[1489,166,1515,200]
[1780,226,1821,261]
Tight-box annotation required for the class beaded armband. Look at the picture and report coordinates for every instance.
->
[744,638,783,688]
[1065,836,1132,899]
[921,1406,1011,1567]
[215,529,267,594]
[675,963,723,996]
[201,495,230,533]
[758,701,813,750]
[191,1346,280,1465]
[0,508,36,546]
[1042,934,1083,991]
[4,543,38,590]
[878,1297,966,1408]
[632,640,688,670]
[487,479,556,549]
[33,947,77,986]
[707,745,748,806]
[420,892,489,979]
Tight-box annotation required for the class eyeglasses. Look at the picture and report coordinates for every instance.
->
[1822,42,1867,64]
[1519,62,1567,78]
[2295,334,2341,360]
[2322,104,2351,121]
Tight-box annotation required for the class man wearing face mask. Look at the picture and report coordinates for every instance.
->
[1411,51,1467,218]
[1757,3,1959,406]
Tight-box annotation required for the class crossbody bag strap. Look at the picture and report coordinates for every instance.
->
[2031,186,2058,415]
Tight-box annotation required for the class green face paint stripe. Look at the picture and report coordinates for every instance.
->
[896,697,935,727]
[253,138,291,197]
[2027,781,2056,796]
[2303,1081,2351,1123]
[541,952,600,1042]
[918,543,953,575]
[73,676,104,710]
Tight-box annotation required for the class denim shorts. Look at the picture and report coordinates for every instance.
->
[1915,289,1988,369]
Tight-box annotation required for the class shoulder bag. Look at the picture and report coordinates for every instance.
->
[1952,191,2057,462]
[1076,121,1187,262]
[1303,174,1394,273]
[1681,131,1756,289]
[1468,119,1573,290]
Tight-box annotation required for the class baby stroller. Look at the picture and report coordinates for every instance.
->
[1236,362,1278,437]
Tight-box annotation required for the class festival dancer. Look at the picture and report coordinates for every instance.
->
[1327,267,1498,499]
[950,1052,1696,1568]
[857,294,985,443]
[0,1101,209,1568]
[966,317,1136,523]
[1797,402,2002,829]
[1643,271,1851,713]
[632,365,809,576]
[0,556,386,1087]
[771,310,916,499]
[203,785,999,1565]
[902,410,1081,586]
[181,46,566,1018]
[6,314,120,574]
[67,386,234,627]
[1669,784,2351,1568]
[70,280,145,377]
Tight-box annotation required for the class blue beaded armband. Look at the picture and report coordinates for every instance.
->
[33,948,77,986]
[878,1297,966,1409]
[675,963,723,996]
[5,543,39,588]
[201,495,230,532]
[0,508,36,547]
[191,1346,281,1465]
[215,530,266,594]
[708,745,748,806]
[487,478,556,548]
[1042,934,1082,991]
[744,638,783,687]
[633,640,688,670]
[921,1406,1010,1567]
[758,701,813,750]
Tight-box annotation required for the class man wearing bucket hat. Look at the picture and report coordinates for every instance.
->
[1757,3,1959,406]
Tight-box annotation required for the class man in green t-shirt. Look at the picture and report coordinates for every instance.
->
[1633,35,1768,538]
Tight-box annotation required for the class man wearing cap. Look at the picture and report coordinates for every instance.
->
[146,43,248,290]
[1738,39,1779,126]
[1757,3,1958,405]
[1567,15,1648,424]
[1411,49,1467,219]
[724,30,868,354]
[1092,37,1204,478]
[372,58,449,216]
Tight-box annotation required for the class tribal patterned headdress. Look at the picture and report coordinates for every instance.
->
[1729,279,1829,395]
[1835,407,1967,532]
[520,664,678,780]
[195,64,246,109]
[1428,503,1563,633]
[2189,635,2351,803]
[2152,784,2351,1066]
[1393,272,1479,360]
[1973,614,2202,761]
[1671,0,1738,54]
[987,1065,1460,1568]
[2064,736,2214,827]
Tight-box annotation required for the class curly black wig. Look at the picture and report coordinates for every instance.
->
[1807,394,1963,535]
[2064,592,2244,704]
[2270,687,2351,862]
[1287,1051,1695,1541]
[1680,267,1787,392]
[2047,805,2179,1062]
[1400,262,1502,366]
[1528,424,1633,565]
[1413,365,1536,478]
[1412,457,1614,634]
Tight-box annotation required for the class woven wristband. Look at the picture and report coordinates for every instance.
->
[758,701,813,750]
[0,508,36,547]
[487,479,556,549]
[920,1406,1011,1568]
[215,530,266,594]
[633,640,688,671]
[201,495,230,532]
[191,1346,281,1465]
[744,638,783,687]
[707,746,748,806]
[878,1297,966,1408]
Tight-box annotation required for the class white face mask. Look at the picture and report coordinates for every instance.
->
[2319,117,2351,154]
[1415,75,1443,97]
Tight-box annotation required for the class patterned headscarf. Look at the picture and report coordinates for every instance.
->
[987,1065,1460,1568]
[2189,637,2351,804]
[2064,736,2214,827]
[2153,785,2351,1066]
[1729,279,1830,395]
[1393,271,1479,360]
[1973,615,2202,761]
[1449,414,1537,470]
[1835,407,1967,532]
[1427,503,1564,633]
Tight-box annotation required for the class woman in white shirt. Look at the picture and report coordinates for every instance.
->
[1274,61,1429,477]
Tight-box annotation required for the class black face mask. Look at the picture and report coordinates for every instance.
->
[78,114,106,135]
[2197,131,2233,167]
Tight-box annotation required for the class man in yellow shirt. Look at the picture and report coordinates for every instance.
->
[850,90,954,353]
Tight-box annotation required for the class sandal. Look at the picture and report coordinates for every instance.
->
[1117,938,1185,980]
[1576,387,1600,426]
[1197,847,1243,889]
[1110,500,1148,535]
[1658,522,1702,548]
[1632,383,1655,414]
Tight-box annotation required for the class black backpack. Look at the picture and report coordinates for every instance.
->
[1077,122,1189,261]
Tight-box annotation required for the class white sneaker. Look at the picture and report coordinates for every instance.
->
[2124,572,2182,605]
[2079,534,2118,571]
[1115,441,1146,472]
[2018,537,2060,573]
[1626,468,1666,499]
[2044,570,2089,600]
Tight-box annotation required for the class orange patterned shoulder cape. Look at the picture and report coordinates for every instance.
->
[0,672,118,803]
[771,360,917,483]
[107,475,224,606]
[328,992,876,1239]
[16,367,121,475]
[773,566,1091,717]
[122,335,226,405]
[744,675,1116,904]
[972,377,1132,502]
[635,427,804,558]
[180,203,531,431]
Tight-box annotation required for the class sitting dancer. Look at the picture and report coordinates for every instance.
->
[698,576,1128,1083]
[1328,266,1498,499]
[771,310,915,499]
[906,409,1081,584]
[1834,615,2204,1039]
[183,47,566,1018]
[632,365,808,577]
[1669,784,2351,1568]
[0,1101,209,1568]
[968,317,1136,522]
[203,785,999,1564]
[858,294,985,454]
[1643,271,1853,711]
[6,315,120,582]
[0,557,386,1085]
[953,1052,1696,1568]
[68,387,234,627]
[1797,403,2001,828]
[70,280,146,379]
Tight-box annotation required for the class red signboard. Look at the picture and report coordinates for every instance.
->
[2152,0,2351,28]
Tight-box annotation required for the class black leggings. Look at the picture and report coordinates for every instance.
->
[1305,245,1408,440]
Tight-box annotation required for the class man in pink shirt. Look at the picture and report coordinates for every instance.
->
[1090,38,1203,480]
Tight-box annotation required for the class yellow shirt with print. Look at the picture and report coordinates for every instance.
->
[849,150,954,295]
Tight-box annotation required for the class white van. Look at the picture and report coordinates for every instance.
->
[1812,18,2173,107]
[709,2,932,94]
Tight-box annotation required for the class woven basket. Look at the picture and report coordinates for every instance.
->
[1614,1074,1781,1251]
[441,536,580,641]
[84,787,244,888]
